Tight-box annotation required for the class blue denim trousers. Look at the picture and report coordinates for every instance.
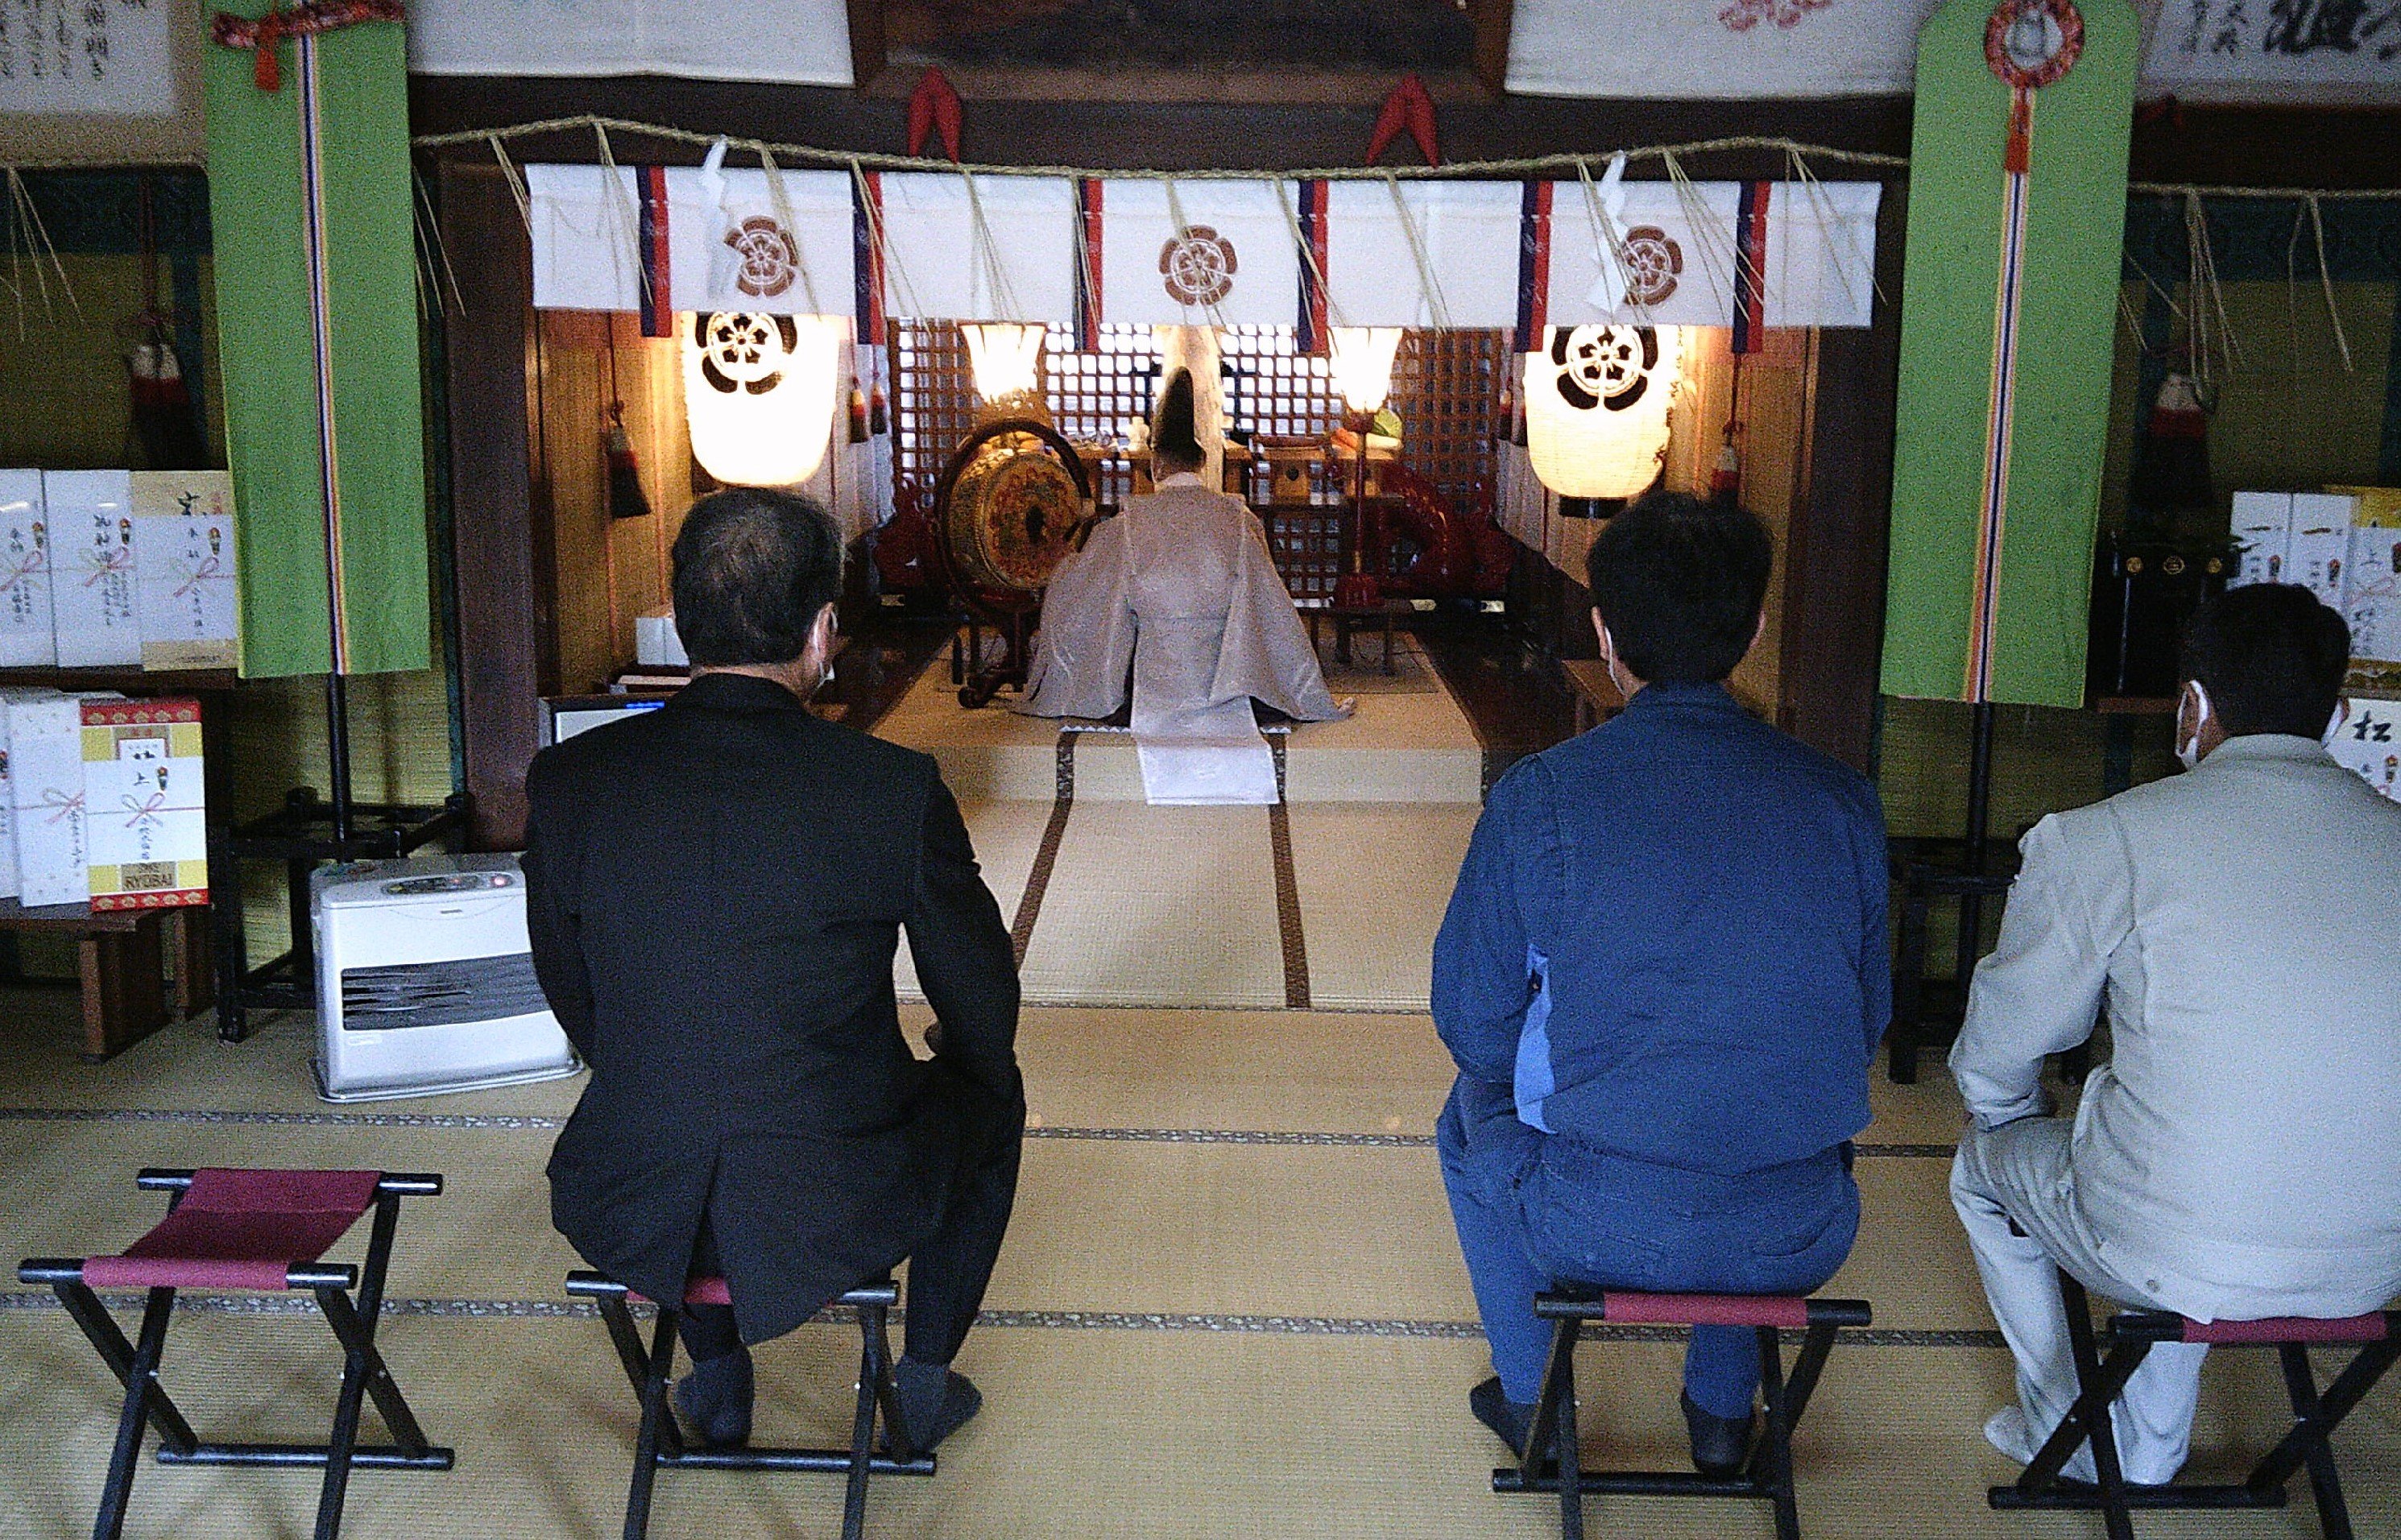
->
[1436,1075,1860,1418]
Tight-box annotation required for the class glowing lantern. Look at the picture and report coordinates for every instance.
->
[962,322,1048,419]
[1523,324,1681,508]
[681,310,845,487]
[1329,326,1404,417]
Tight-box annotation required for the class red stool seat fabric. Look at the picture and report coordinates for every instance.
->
[623,1276,734,1308]
[81,1169,381,1292]
[2175,1314,2390,1346]
[1581,1291,1813,1331]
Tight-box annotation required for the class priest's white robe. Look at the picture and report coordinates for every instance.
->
[1017,475,1344,737]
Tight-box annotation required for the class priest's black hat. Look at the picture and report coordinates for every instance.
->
[1152,368,1205,471]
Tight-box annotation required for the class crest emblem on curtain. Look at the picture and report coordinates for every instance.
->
[1159,226,1239,307]
[723,216,801,298]
[1618,227,1685,306]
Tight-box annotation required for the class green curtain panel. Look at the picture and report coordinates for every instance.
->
[1882,0,2136,706]
[205,9,428,678]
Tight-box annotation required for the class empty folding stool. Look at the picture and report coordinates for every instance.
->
[19,1167,453,1540]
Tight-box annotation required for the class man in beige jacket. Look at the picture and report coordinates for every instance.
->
[1951,582,2401,1484]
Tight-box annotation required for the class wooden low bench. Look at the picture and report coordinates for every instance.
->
[0,900,212,1061]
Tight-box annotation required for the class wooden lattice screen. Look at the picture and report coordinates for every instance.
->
[1391,329,1509,507]
[891,321,1504,512]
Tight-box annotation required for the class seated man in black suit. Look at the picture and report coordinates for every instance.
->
[524,487,1022,1451]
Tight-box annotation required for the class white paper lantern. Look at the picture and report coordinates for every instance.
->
[1523,325,1682,503]
[682,310,845,487]
[1329,326,1404,416]
[962,322,1047,410]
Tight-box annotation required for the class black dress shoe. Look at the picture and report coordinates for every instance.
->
[1681,1390,1756,1478]
[891,1358,983,1452]
[1470,1375,1538,1459]
[674,1347,754,1447]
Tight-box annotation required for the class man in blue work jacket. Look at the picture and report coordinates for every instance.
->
[1434,489,1889,1476]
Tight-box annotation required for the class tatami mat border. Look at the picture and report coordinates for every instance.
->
[0,1107,1955,1159]
[0,1290,2009,1348]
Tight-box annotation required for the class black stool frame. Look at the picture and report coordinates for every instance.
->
[1989,1272,2401,1540]
[17,1169,453,1540]
[566,1271,935,1540]
[1492,1293,1873,1540]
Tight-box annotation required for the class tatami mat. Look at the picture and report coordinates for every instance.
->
[0,991,1977,1153]
[1286,804,1480,1011]
[0,1099,1992,1333]
[1013,805,1288,1010]
[3,1311,2391,1540]
[871,634,1482,804]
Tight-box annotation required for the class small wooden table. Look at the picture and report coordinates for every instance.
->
[0,900,211,1061]
[1559,658,1627,733]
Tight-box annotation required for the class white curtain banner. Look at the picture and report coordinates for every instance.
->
[1323,180,1522,329]
[1541,180,1878,330]
[1097,180,1300,328]
[524,164,854,316]
[876,172,1079,325]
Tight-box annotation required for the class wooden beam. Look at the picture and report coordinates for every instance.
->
[437,160,555,851]
[410,76,1910,177]
[846,0,887,92]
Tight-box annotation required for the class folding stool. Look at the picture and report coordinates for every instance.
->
[1989,1269,2401,1540]
[1491,1290,1873,1540]
[18,1167,452,1540]
[567,1270,935,1540]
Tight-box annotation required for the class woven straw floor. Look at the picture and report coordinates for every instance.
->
[5,987,2396,1540]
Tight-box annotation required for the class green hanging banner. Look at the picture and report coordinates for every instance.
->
[1881,0,2136,707]
[205,3,429,679]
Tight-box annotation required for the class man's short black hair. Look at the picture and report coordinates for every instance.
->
[1583,490,1772,684]
[2178,582,2349,739]
[670,488,843,669]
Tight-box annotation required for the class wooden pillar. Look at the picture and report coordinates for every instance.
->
[437,161,556,851]
[1779,178,1908,773]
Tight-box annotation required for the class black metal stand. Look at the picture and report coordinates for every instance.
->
[209,788,469,1043]
[566,1273,933,1540]
[18,1171,452,1540]
[1989,1273,2400,1540]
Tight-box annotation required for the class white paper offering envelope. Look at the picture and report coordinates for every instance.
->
[81,698,207,911]
[44,471,141,669]
[2229,491,2292,589]
[0,471,55,669]
[6,690,120,908]
[2341,515,2401,667]
[2287,493,2355,610]
[131,471,240,671]
[2328,698,2400,804]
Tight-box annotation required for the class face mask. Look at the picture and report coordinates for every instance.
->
[2176,681,2212,771]
[2324,698,2350,746]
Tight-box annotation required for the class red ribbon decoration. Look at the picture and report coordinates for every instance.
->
[211,2,405,93]
[907,68,964,162]
[1366,74,1441,168]
[121,792,169,829]
[42,789,85,824]
[0,551,41,594]
[172,555,225,599]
